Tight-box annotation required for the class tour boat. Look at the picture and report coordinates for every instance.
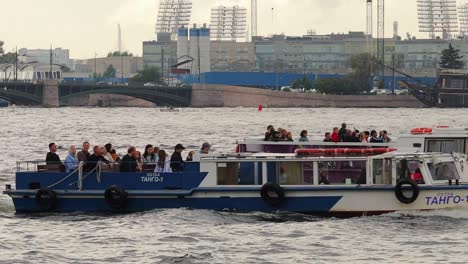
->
[4,149,468,215]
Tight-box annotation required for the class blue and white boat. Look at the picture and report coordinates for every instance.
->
[4,150,468,216]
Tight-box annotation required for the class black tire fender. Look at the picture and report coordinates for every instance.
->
[35,188,57,211]
[395,179,419,204]
[260,182,285,207]
[104,185,128,210]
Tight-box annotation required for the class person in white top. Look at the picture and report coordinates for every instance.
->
[154,149,172,173]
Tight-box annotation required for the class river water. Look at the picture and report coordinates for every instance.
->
[1,107,468,264]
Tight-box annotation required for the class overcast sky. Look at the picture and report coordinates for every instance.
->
[1,0,466,59]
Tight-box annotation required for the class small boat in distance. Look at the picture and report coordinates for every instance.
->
[159,107,179,112]
[4,149,468,216]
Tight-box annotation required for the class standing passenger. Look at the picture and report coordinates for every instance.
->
[200,142,211,154]
[77,141,91,162]
[64,145,79,173]
[142,144,157,163]
[170,144,185,172]
[120,146,138,172]
[338,123,347,141]
[299,130,309,142]
[323,132,333,142]
[155,150,172,173]
[46,143,63,165]
[331,127,340,143]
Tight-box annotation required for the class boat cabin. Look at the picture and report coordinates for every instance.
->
[197,152,466,188]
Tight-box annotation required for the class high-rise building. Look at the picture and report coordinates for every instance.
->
[417,0,459,39]
[210,5,247,41]
[156,0,192,40]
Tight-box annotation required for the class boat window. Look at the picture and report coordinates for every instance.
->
[318,160,366,185]
[426,139,464,153]
[373,159,392,184]
[278,161,304,185]
[217,162,239,185]
[396,159,420,181]
[427,162,460,181]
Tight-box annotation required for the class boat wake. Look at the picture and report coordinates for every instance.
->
[383,208,468,220]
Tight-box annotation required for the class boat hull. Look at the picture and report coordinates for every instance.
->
[7,186,468,215]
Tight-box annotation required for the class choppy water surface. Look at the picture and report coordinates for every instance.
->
[1,107,468,264]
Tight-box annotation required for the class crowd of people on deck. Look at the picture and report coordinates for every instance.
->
[264,123,391,143]
[45,141,212,173]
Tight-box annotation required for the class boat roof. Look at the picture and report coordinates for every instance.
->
[199,152,454,162]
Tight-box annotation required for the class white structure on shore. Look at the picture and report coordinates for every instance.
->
[0,63,62,82]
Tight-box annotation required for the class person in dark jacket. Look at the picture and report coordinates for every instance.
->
[85,145,109,171]
[77,141,91,162]
[46,142,63,165]
[170,144,185,172]
[370,130,383,143]
[120,146,138,172]
[338,123,347,141]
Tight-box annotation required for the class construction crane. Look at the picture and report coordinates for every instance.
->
[376,0,385,81]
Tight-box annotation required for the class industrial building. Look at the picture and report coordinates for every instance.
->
[18,48,72,69]
[142,30,468,78]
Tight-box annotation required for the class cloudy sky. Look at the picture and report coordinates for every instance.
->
[1,0,466,59]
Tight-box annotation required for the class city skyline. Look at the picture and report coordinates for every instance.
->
[2,0,468,59]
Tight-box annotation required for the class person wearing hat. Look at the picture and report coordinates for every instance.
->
[170,144,185,172]
[200,142,211,154]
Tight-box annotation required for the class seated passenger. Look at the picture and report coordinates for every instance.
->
[135,151,143,172]
[200,142,211,154]
[270,131,282,141]
[170,144,185,172]
[186,151,195,161]
[299,130,309,142]
[46,142,63,166]
[101,146,114,162]
[64,146,79,173]
[86,145,110,171]
[103,143,114,161]
[323,132,333,142]
[412,168,424,184]
[77,141,91,162]
[120,146,138,172]
[286,132,294,142]
[110,149,120,162]
[142,144,157,163]
[331,127,339,142]
[155,150,172,173]
[264,125,275,141]
[280,129,289,141]
[319,170,330,185]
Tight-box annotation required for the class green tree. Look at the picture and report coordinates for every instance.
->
[348,53,378,93]
[0,40,3,56]
[107,51,134,57]
[102,65,116,78]
[291,76,312,90]
[0,52,16,63]
[131,66,162,83]
[439,43,464,69]
[314,77,361,95]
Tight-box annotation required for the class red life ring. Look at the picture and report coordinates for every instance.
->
[295,148,396,155]
[410,127,433,134]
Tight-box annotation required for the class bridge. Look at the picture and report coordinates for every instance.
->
[0,82,44,105]
[0,81,192,107]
